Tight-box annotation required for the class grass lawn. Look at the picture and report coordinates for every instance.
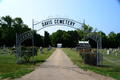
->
[0,48,56,79]
[62,48,120,80]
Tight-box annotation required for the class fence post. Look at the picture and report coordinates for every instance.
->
[32,19,34,64]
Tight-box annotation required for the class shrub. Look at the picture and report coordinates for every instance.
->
[79,49,97,65]
[81,53,97,65]
[21,46,38,62]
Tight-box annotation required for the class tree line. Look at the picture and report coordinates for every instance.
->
[0,15,120,48]
[0,15,43,47]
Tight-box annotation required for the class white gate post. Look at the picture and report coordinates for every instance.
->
[16,33,18,63]
[32,19,34,64]
[97,42,98,66]
[83,19,85,66]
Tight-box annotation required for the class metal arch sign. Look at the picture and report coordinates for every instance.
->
[34,18,84,31]
[17,31,33,43]
[42,19,75,27]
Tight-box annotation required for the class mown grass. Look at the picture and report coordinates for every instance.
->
[62,48,120,80]
[0,48,56,79]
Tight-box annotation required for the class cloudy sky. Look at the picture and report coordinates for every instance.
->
[0,0,120,36]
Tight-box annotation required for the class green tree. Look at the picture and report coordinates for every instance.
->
[116,33,120,47]
[0,27,3,46]
[34,32,43,47]
[62,32,71,47]
[51,30,64,47]
[44,31,50,47]
[13,17,30,34]
[77,24,93,41]
[13,17,32,46]
[0,15,44,47]
[0,15,13,46]
[51,30,79,47]
[108,31,117,47]
[77,28,83,40]
[67,30,79,47]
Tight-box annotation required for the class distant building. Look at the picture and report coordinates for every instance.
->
[57,43,62,48]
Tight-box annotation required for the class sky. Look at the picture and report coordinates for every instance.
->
[0,0,120,36]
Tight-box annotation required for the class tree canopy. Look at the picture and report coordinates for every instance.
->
[0,15,42,47]
[0,15,120,48]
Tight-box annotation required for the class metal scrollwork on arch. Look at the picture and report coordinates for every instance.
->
[17,31,33,43]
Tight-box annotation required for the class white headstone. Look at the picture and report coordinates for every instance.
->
[49,45,52,50]
[40,46,43,53]
[116,52,117,56]
[107,50,110,54]
[13,44,15,48]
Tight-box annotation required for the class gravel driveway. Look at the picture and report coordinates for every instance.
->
[15,48,115,80]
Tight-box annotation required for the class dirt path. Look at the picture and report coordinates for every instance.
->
[15,48,115,80]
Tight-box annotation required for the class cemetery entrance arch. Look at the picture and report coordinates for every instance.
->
[16,31,33,64]
[16,17,102,66]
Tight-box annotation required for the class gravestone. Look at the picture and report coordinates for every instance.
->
[13,44,15,48]
[107,50,110,54]
[3,45,6,51]
[49,45,52,50]
[116,52,117,56]
[118,47,120,50]
[40,46,43,53]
